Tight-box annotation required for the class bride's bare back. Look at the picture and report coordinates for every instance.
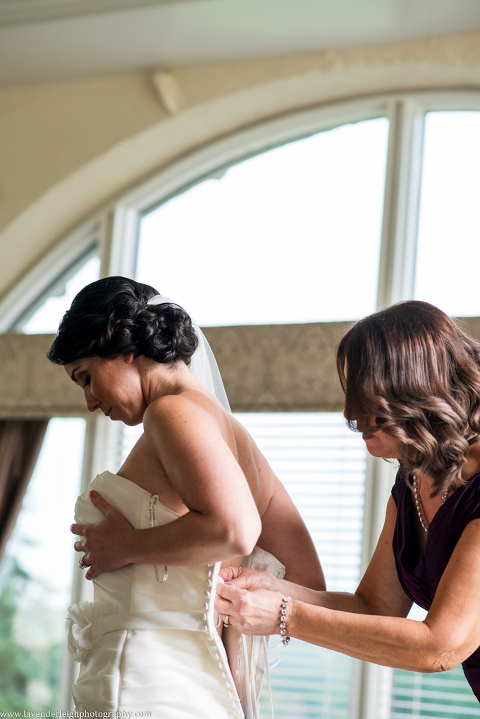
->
[118,387,323,588]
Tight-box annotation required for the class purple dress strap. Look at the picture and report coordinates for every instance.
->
[391,469,480,701]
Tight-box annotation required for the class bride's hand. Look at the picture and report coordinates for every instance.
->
[219,567,275,591]
[71,490,134,580]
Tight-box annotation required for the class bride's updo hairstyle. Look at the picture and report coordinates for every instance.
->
[47,276,198,367]
[336,300,480,496]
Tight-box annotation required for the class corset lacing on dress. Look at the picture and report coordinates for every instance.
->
[149,494,168,583]
[147,494,243,714]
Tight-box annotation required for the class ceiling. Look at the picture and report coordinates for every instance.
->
[1,0,480,87]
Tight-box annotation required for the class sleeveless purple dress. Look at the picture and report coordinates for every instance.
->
[391,470,480,701]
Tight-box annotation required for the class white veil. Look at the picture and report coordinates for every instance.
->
[147,294,279,719]
[147,294,231,412]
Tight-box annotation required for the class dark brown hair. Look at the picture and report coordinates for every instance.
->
[47,276,198,367]
[336,301,480,495]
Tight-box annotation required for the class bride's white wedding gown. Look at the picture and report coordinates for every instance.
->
[67,471,284,718]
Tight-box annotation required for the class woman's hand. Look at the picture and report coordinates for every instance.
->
[71,491,134,580]
[215,580,286,636]
[219,567,275,590]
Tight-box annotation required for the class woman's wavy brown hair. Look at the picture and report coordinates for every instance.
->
[336,301,480,495]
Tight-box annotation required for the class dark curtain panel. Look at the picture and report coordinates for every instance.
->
[0,419,49,562]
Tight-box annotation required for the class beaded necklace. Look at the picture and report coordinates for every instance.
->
[412,476,448,533]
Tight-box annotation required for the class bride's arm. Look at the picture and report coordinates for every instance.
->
[73,395,261,579]
[255,475,326,590]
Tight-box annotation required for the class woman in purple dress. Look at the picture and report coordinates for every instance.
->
[216,300,480,701]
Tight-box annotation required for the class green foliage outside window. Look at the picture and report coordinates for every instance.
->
[0,559,63,711]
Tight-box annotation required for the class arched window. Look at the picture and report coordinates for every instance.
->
[1,91,479,718]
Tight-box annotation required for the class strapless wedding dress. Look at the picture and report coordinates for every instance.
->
[67,471,284,718]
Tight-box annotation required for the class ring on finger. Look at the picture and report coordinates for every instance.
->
[79,556,87,569]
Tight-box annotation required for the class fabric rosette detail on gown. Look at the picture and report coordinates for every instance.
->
[66,601,98,662]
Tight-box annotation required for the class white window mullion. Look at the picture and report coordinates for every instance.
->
[351,457,398,719]
[355,96,426,719]
[98,200,140,279]
[58,413,114,710]
[376,97,426,308]
[61,196,140,707]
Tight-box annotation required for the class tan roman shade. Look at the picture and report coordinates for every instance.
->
[1,316,479,419]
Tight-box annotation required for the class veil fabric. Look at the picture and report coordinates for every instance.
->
[147,294,231,413]
[147,293,278,719]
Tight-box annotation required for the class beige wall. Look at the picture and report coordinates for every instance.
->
[1,31,480,301]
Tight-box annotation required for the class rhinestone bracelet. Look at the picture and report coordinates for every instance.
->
[279,596,291,645]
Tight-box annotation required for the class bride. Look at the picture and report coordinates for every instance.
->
[47,276,324,718]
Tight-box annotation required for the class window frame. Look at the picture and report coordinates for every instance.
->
[0,217,100,333]
[3,89,480,717]
[104,89,480,719]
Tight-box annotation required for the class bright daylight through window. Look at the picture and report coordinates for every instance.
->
[137,118,388,325]
[136,115,390,717]
[0,419,86,710]
[1,100,479,718]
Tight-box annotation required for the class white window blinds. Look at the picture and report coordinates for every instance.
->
[236,413,366,718]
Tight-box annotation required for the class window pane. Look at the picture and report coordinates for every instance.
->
[19,255,100,334]
[136,118,388,325]
[0,419,86,710]
[414,111,480,316]
[391,665,477,718]
[391,606,477,715]
[238,414,366,719]
[397,110,480,714]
